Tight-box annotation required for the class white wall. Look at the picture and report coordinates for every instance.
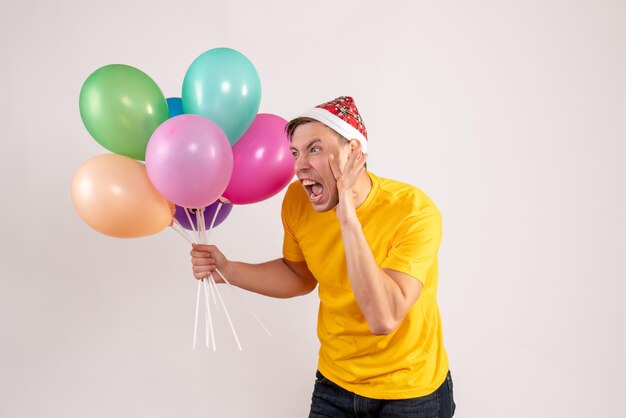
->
[1,1,625,417]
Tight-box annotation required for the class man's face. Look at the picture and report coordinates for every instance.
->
[290,122,351,212]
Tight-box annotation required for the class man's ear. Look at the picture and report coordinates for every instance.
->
[349,139,361,151]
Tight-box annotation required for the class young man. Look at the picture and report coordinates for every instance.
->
[191,96,455,417]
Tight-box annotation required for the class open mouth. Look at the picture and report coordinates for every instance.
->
[301,179,323,202]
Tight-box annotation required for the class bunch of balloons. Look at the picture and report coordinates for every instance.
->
[71,48,295,239]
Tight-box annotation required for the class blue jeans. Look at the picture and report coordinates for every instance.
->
[309,370,456,418]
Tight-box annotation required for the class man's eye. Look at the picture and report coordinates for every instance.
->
[310,146,321,153]
[291,151,298,158]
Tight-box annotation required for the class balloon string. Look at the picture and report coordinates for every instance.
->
[206,202,223,243]
[196,208,218,306]
[184,207,200,243]
[171,219,194,245]
[197,208,202,243]
[215,267,272,336]
[208,272,219,311]
[211,274,242,351]
[192,279,202,350]
[203,277,209,348]
[204,202,222,305]
[202,278,216,351]
[189,210,206,351]
[185,204,256,350]
[201,209,207,242]
[197,207,205,244]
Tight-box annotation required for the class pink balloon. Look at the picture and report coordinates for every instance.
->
[146,115,233,208]
[222,114,295,204]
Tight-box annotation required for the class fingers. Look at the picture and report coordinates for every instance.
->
[353,150,367,174]
[191,257,216,280]
[191,253,217,270]
[190,249,211,258]
[192,243,215,251]
[335,141,368,187]
[190,243,219,280]
[329,140,366,180]
[329,153,342,180]
[191,256,216,266]
[192,268,211,280]
[190,243,219,257]
[347,140,367,171]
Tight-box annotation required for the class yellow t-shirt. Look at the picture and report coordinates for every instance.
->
[281,172,449,399]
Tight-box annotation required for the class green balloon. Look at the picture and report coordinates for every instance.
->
[79,64,169,160]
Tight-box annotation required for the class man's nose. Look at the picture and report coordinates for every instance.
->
[294,154,310,172]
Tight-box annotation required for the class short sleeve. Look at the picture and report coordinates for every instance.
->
[281,188,305,262]
[380,207,442,285]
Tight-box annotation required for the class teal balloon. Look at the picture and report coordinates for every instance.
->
[182,48,261,145]
[79,64,169,160]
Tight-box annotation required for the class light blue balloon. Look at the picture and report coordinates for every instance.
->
[182,48,261,145]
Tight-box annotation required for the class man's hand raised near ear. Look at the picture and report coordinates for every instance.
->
[329,139,368,221]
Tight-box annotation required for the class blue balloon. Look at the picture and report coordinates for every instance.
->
[182,48,261,145]
[166,97,184,118]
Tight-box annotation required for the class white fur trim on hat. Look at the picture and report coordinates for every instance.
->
[300,107,368,153]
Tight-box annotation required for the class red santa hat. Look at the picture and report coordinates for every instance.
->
[300,96,368,153]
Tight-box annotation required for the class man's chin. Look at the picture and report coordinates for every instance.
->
[309,198,338,213]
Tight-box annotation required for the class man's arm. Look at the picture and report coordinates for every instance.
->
[339,218,423,335]
[191,244,317,298]
[330,142,423,335]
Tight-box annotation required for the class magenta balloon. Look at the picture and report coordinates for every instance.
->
[222,114,295,204]
[146,115,233,208]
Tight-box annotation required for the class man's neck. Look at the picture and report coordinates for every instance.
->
[353,172,373,208]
